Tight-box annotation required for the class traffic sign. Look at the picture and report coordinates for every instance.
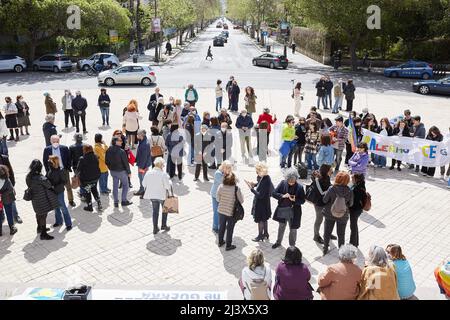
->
[109,30,118,43]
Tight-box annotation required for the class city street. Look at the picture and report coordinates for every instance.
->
[0,21,449,300]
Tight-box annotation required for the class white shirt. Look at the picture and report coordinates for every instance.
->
[142,167,172,200]
[241,264,272,300]
[65,95,72,110]
[186,90,195,101]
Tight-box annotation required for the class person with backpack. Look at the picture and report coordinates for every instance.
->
[273,246,314,300]
[349,173,367,248]
[149,126,165,166]
[322,171,354,255]
[240,249,272,300]
[271,168,305,249]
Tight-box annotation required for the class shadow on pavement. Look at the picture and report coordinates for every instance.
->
[107,207,133,227]
[360,212,386,228]
[22,234,68,263]
[69,208,103,234]
[0,70,88,87]
[0,233,13,260]
[146,232,182,256]
[220,236,247,279]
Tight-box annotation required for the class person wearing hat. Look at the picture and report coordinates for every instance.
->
[329,115,349,172]
[44,92,57,115]
[71,90,88,134]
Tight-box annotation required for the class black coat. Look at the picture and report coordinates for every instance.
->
[393,126,410,137]
[0,178,15,205]
[148,101,164,122]
[46,167,68,194]
[218,113,232,128]
[250,175,274,223]
[272,180,306,229]
[105,145,131,174]
[72,96,88,114]
[295,124,307,147]
[77,152,101,185]
[349,182,366,214]
[312,175,331,207]
[42,121,57,147]
[69,143,84,171]
[26,174,59,216]
[316,80,326,97]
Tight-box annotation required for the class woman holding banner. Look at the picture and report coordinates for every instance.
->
[421,126,443,178]
[390,120,411,171]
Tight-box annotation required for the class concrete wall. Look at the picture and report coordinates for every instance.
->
[291,26,331,65]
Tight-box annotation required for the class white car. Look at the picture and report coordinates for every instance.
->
[77,53,120,71]
[0,54,27,73]
[97,63,156,86]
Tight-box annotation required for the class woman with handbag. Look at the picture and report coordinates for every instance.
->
[245,162,273,242]
[15,95,30,136]
[216,172,244,251]
[46,155,73,230]
[26,159,59,240]
[0,165,18,235]
[142,157,172,235]
[77,145,102,212]
[271,168,305,249]
[150,126,165,167]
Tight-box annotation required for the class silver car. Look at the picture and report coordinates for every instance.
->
[77,52,120,71]
[33,54,73,72]
[97,63,157,86]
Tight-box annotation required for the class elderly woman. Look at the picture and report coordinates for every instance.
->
[149,97,164,127]
[216,172,244,251]
[239,249,272,300]
[358,245,400,300]
[245,162,274,242]
[142,157,172,235]
[273,246,314,300]
[185,84,199,107]
[322,171,354,255]
[318,244,362,300]
[42,114,58,147]
[210,161,233,233]
[157,104,175,133]
[77,144,102,212]
[271,168,305,249]
[3,97,20,141]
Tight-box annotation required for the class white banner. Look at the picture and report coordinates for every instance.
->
[361,129,450,167]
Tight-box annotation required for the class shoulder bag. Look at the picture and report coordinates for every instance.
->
[305,178,324,204]
[23,188,32,201]
[363,192,372,211]
[163,186,179,214]
[232,186,244,222]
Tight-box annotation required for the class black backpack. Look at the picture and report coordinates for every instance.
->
[232,186,244,222]
[295,162,308,179]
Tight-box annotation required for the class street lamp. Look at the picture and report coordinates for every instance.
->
[154,0,159,62]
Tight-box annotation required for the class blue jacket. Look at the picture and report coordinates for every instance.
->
[348,152,369,176]
[43,145,71,172]
[136,136,151,169]
[236,115,254,130]
[210,170,223,199]
[317,145,334,167]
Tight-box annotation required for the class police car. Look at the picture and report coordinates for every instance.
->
[384,60,433,80]
[412,76,450,95]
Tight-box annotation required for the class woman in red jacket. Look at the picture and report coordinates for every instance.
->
[257,108,277,158]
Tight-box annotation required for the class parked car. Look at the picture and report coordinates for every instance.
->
[213,37,225,47]
[233,25,241,29]
[384,60,433,80]
[97,63,156,87]
[77,53,119,71]
[252,53,288,69]
[216,22,222,28]
[33,54,73,72]
[413,76,450,95]
[221,31,229,38]
[0,54,26,73]
[223,24,229,30]
[218,34,227,43]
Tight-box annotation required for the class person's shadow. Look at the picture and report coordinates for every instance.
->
[220,236,247,279]
[360,212,386,228]
[0,231,13,260]
[22,232,68,263]
[68,208,102,234]
[146,232,182,256]
[107,207,134,227]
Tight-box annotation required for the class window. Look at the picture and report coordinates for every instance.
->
[131,66,144,72]
[40,56,53,61]
[118,66,132,73]
[416,63,427,68]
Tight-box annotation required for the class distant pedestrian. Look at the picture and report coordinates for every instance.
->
[44,92,57,115]
[61,89,75,128]
[291,42,296,54]
[293,82,304,117]
[343,79,355,112]
[185,84,199,107]
[72,91,88,134]
[98,88,111,127]
[165,41,172,55]
[215,80,223,112]
[3,97,19,141]
[206,46,213,60]
[15,95,30,136]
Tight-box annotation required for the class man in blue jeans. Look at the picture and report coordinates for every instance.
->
[97,88,111,127]
[105,137,133,208]
[134,129,151,198]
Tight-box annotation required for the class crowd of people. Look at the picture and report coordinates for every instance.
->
[0,74,448,300]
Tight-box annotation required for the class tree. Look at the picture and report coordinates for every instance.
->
[1,0,131,61]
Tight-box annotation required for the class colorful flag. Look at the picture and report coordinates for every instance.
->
[347,117,358,153]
